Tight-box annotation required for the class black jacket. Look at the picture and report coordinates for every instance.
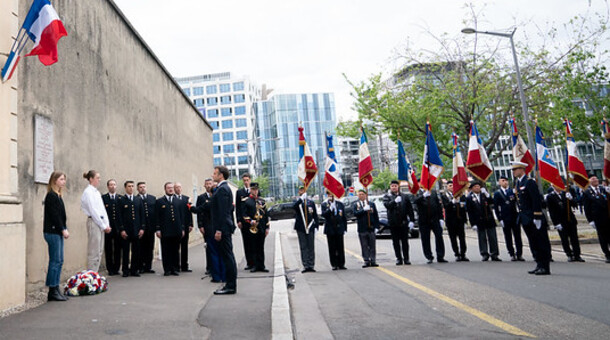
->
[441,192,467,226]
[546,190,577,227]
[466,192,496,229]
[43,191,67,235]
[515,176,546,227]
[414,191,443,228]
[176,194,193,229]
[354,200,380,233]
[192,192,213,235]
[383,192,415,228]
[139,194,157,232]
[235,187,250,223]
[493,188,518,223]
[155,195,184,237]
[211,182,235,234]
[583,186,610,224]
[240,195,270,235]
[321,200,347,235]
[293,198,319,233]
[119,195,145,236]
[102,193,122,233]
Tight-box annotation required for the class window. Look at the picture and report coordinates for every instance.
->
[224,156,234,165]
[207,97,218,106]
[234,94,245,103]
[183,88,191,96]
[223,144,235,153]
[237,143,248,152]
[194,98,204,107]
[213,133,220,142]
[238,156,248,165]
[220,83,231,93]
[221,107,232,116]
[233,82,244,91]
[193,87,204,96]
[214,158,222,166]
[213,145,221,154]
[222,132,234,141]
[221,95,232,104]
[210,121,219,130]
[236,130,248,140]
[222,120,233,129]
[207,109,218,118]
[235,118,247,128]
[235,106,246,115]
[206,85,217,94]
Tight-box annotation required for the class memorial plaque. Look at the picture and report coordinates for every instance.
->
[34,114,54,184]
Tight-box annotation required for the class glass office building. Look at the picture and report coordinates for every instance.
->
[254,93,337,198]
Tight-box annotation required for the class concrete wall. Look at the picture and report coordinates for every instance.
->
[0,0,26,311]
[17,0,213,292]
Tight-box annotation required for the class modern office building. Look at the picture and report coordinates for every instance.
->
[176,72,262,178]
[254,93,337,198]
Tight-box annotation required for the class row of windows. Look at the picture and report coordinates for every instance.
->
[208,119,248,130]
[193,95,246,107]
[213,155,249,166]
[212,130,248,141]
[184,82,246,97]
[205,106,247,118]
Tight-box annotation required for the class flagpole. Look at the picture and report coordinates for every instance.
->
[564,118,572,223]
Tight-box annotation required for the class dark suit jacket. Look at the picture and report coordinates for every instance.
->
[235,187,250,223]
[583,186,610,224]
[176,194,193,229]
[119,195,145,236]
[441,192,467,227]
[43,191,67,235]
[155,195,184,237]
[293,198,319,233]
[139,194,156,232]
[466,193,496,229]
[192,192,213,235]
[383,192,415,228]
[321,200,347,235]
[102,193,122,232]
[515,176,546,227]
[211,182,235,234]
[493,188,518,223]
[240,195,270,235]
[414,191,443,228]
[354,200,380,233]
[546,190,577,227]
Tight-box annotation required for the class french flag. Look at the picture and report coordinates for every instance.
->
[451,133,468,198]
[1,0,67,82]
[397,140,420,194]
[323,134,345,198]
[297,126,318,191]
[420,122,444,191]
[466,120,493,182]
[509,118,535,175]
[602,119,610,180]
[358,128,374,188]
[536,125,565,190]
[564,119,589,189]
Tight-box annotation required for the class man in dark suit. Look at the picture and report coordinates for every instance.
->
[235,173,254,270]
[547,185,584,262]
[493,176,524,261]
[240,183,270,272]
[354,189,379,268]
[583,174,610,263]
[175,182,193,272]
[102,179,122,275]
[513,161,552,275]
[441,181,469,262]
[294,185,320,273]
[119,181,145,277]
[137,181,156,274]
[415,189,447,264]
[211,166,238,294]
[383,180,415,265]
[466,182,501,262]
[321,191,347,270]
[155,182,185,276]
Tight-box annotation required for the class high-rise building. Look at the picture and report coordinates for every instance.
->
[254,93,337,198]
[176,72,262,178]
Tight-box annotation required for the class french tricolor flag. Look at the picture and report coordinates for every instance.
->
[297,126,318,191]
[397,140,420,194]
[564,119,589,189]
[451,133,468,198]
[536,125,565,190]
[509,117,535,175]
[602,119,610,181]
[358,127,374,188]
[466,120,493,182]
[323,134,345,198]
[1,0,67,82]
[420,122,444,191]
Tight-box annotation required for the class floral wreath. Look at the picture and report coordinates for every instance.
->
[63,270,108,296]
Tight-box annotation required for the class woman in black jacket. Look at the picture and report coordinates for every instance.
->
[43,171,70,301]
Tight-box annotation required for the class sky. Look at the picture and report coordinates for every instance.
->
[112,0,609,121]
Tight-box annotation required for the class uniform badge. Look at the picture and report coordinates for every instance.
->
[124,205,128,208]
[308,207,313,214]
[161,205,166,208]
[105,204,108,207]
[339,211,343,216]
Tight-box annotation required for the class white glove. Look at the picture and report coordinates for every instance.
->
[566,193,573,200]
[363,204,371,211]
[452,198,459,204]
[423,191,431,197]
[590,221,596,229]
[534,219,542,230]
[500,221,504,228]
[408,222,415,230]
[472,225,478,231]
[439,220,445,228]
[395,196,402,203]
[481,188,489,197]
[554,224,563,231]
[300,193,307,201]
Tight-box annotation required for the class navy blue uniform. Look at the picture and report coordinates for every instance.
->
[139,193,156,272]
[467,192,499,260]
[236,187,255,268]
[211,181,237,289]
[156,195,184,275]
[119,195,145,275]
[441,192,468,259]
[494,188,523,259]
[322,199,347,269]
[176,194,193,271]
[102,193,122,274]
[384,192,415,263]
[294,197,319,270]
[583,186,610,260]
[415,191,446,262]
[546,190,581,260]
[241,195,270,271]
[354,200,379,265]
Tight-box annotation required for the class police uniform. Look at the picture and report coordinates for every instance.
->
[441,192,468,261]
[240,184,270,272]
[119,194,145,276]
[546,188,583,261]
[583,185,610,262]
[322,198,347,269]
[493,185,523,261]
[156,195,184,275]
[414,190,446,263]
[139,193,157,273]
[102,192,123,275]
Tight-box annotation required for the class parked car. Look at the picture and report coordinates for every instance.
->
[341,196,360,222]
[374,193,420,239]
[267,201,326,225]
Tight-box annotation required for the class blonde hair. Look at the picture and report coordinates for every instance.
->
[47,171,67,196]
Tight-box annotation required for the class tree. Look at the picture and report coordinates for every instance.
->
[370,168,397,193]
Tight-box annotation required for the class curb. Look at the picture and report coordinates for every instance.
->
[271,232,294,340]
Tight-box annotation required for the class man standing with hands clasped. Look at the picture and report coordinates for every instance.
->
[355,189,379,268]
[118,181,145,277]
[294,186,319,273]
[467,182,501,262]
[583,174,610,263]
[547,184,584,262]
[383,180,415,265]
[321,190,347,270]
[155,182,184,277]
[494,176,524,261]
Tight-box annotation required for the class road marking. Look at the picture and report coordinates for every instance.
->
[271,232,294,340]
[343,247,536,338]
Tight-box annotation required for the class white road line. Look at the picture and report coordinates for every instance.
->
[272,232,294,340]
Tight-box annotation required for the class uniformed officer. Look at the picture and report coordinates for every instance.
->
[583,174,610,263]
[415,189,447,264]
[441,181,469,262]
[383,180,415,265]
[493,176,524,261]
[546,185,584,262]
[467,182,501,262]
[175,182,193,272]
[322,191,347,270]
[294,186,319,273]
[513,161,551,275]
[137,181,157,274]
[240,183,270,272]
[102,179,122,275]
[354,189,380,268]
[155,182,185,276]
[118,181,145,277]
[236,173,255,271]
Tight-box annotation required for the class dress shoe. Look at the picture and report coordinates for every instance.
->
[47,286,67,302]
[528,267,540,274]
[461,256,470,262]
[338,266,347,270]
[567,256,575,262]
[370,263,379,267]
[142,269,156,274]
[170,271,180,276]
[517,256,525,261]
[482,255,490,262]
[606,257,610,263]
[491,257,502,262]
[455,256,463,262]
[204,270,211,275]
[130,272,141,277]
[404,261,411,265]
[182,269,193,273]
[396,259,403,265]
[122,273,129,277]
[332,267,339,270]
[211,279,221,283]
[426,258,434,264]
[575,256,585,262]
[108,271,118,276]
[510,256,518,262]
[214,287,236,295]
[362,262,370,268]
[534,268,551,275]
[309,268,317,272]
[164,272,171,276]
[437,258,448,263]
[244,266,254,271]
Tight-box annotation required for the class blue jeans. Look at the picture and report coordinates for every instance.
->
[44,233,64,287]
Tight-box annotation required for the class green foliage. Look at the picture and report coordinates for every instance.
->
[230,174,270,194]
[370,168,398,192]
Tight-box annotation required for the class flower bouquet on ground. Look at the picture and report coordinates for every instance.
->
[63,270,108,296]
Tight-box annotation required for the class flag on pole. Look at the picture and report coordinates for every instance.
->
[564,119,589,189]
[451,133,469,197]
[602,119,610,180]
[358,127,374,188]
[397,140,420,194]
[535,124,565,190]
[509,117,535,174]
[323,134,345,198]
[1,0,68,82]
[420,122,444,191]
[466,120,493,182]
[297,126,318,191]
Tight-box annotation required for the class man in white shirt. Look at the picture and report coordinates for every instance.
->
[81,170,111,272]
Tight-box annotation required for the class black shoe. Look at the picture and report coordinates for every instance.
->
[534,268,551,275]
[332,267,338,270]
[108,271,118,276]
[204,270,211,275]
[517,256,525,261]
[426,258,434,264]
[309,268,317,272]
[404,261,411,265]
[182,269,193,273]
[437,258,448,263]
[338,266,347,270]
[396,259,403,265]
[528,267,540,274]
[511,256,518,262]
[211,279,221,283]
[244,266,254,271]
[214,287,236,295]
[491,257,502,262]
[164,272,171,276]
[461,256,470,262]
[142,269,156,274]
[122,272,129,277]
[170,271,179,276]
[362,262,370,268]
[567,256,575,262]
[575,256,585,262]
[47,287,67,302]
[370,263,379,267]
[455,256,463,262]
[130,272,141,277]
[482,255,490,262]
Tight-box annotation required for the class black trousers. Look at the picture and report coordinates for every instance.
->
[326,234,345,268]
[390,224,410,261]
[161,236,180,274]
[104,232,122,273]
[140,229,155,271]
[252,232,267,270]
[558,221,581,258]
[420,223,445,260]
[241,227,255,267]
[218,232,237,290]
[502,219,523,257]
[179,229,190,270]
[446,222,467,257]
[595,219,610,258]
[121,234,141,274]
[522,222,551,271]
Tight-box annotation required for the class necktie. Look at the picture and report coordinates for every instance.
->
[130,195,133,201]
